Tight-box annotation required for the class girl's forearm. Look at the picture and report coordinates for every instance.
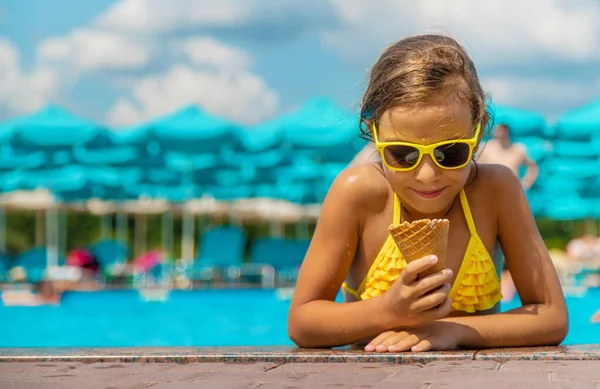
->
[288,298,397,348]
[443,304,568,348]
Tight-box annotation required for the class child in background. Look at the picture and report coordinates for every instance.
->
[288,34,568,352]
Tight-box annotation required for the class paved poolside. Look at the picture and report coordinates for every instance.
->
[1,345,599,388]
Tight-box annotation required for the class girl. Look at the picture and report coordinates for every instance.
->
[287,35,568,352]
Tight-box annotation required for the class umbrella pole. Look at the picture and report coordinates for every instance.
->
[269,220,284,238]
[116,212,128,244]
[298,216,309,240]
[161,210,173,258]
[58,207,66,259]
[585,218,597,236]
[0,204,5,253]
[134,213,147,258]
[45,205,58,268]
[181,210,195,261]
[35,210,45,247]
[100,214,112,239]
[116,212,128,266]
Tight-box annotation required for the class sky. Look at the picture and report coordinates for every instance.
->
[0,0,599,128]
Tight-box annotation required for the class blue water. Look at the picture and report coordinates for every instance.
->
[0,288,598,347]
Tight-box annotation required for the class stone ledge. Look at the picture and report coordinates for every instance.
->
[474,345,600,362]
[1,345,598,364]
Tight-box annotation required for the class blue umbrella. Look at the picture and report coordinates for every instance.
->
[540,157,600,179]
[554,98,600,140]
[150,105,240,154]
[513,137,551,162]
[552,139,598,158]
[222,117,291,185]
[126,183,199,203]
[489,103,551,137]
[10,105,103,150]
[0,116,47,171]
[73,129,141,165]
[543,195,591,221]
[282,97,363,163]
[151,105,243,200]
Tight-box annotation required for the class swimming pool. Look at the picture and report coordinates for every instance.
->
[0,288,598,348]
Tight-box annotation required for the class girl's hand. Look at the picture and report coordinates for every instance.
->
[382,255,453,327]
[365,321,464,352]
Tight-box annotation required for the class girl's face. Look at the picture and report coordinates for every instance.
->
[375,101,477,218]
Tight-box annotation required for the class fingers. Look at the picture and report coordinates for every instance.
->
[400,255,440,284]
[365,331,394,352]
[365,331,407,352]
[411,283,451,313]
[411,339,432,352]
[413,269,453,297]
[420,297,452,322]
[387,334,422,352]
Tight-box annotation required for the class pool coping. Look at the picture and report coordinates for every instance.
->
[1,345,599,364]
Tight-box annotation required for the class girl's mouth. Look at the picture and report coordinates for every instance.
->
[413,188,444,198]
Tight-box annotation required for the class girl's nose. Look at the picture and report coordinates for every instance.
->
[413,154,440,184]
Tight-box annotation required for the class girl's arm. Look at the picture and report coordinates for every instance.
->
[446,165,568,348]
[288,167,451,348]
[288,168,394,348]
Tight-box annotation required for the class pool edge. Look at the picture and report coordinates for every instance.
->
[1,345,599,364]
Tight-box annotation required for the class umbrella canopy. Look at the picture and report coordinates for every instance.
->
[73,130,140,165]
[10,105,104,149]
[119,198,170,214]
[221,117,291,184]
[126,183,198,203]
[490,103,550,138]
[0,189,55,211]
[540,157,600,179]
[554,98,600,140]
[552,139,598,158]
[150,105,240,154]
[543,195,591,221]
[234,116,284,153]
[281,97,363,162]
[0,116,47,170]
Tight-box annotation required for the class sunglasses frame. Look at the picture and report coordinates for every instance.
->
[372,122,481,172]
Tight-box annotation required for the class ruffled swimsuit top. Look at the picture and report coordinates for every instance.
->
[342,189,502,313]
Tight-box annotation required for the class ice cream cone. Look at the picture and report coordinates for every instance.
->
[389,219,449,279]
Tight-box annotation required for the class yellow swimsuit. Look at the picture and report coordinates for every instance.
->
[342,189,502,313]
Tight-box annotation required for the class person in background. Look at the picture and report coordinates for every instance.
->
[566,235,600,266]
[1,279,62,306]
[476,123,539,190]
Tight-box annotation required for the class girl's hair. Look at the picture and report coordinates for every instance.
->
[360,34,491,141]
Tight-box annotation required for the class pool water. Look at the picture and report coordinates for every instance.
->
[0,288,598,348]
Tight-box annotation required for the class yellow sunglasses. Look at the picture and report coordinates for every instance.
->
[372,122,481,172]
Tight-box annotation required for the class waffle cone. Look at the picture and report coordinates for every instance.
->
[389,219,449,279]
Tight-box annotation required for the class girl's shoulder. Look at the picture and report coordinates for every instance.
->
[328,163,391,212]
[468,163,523,202]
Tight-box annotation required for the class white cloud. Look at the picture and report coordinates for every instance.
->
[0,38,57,115]
[37,28,151,72]
[484,76,600,117]
[107,64,278,127]
[107,97,144,125]
[173,37,251,70]
[96,0,248,34]
[95,0,335,38]
[325,0,600,64]
[107,36,278,126]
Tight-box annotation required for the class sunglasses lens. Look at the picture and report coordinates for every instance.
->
[383,145,421,169]
[434,143,471,167]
